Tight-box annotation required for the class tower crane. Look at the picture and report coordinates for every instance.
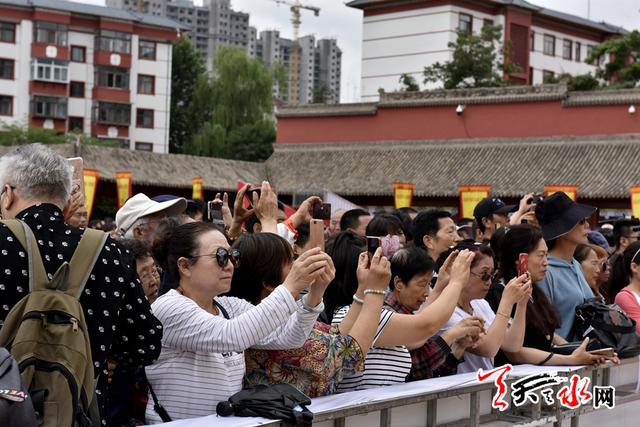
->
[271,0,320,106]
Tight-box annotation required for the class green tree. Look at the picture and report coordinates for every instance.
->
[312,82,331,103]
[545,72,601,91]
[423,25,518,89]
[184,46,276,161]
[399,73,420,91]
[587,30,640,88]
[169,35,207,153]
[0,123,117,147]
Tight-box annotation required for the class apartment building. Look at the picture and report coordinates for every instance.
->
[347,0,626,101]
[0,0,181,152]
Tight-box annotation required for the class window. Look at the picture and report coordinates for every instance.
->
[136,108,153,128]
[139,40,156,60]
[530,31,534,51]
[95,30,131,54]
[459,13,472,33]
[483,19,493,28]
[34,21,67,46]
[562,39,572,60]
[0,95,12,116]
[70,45,86,62]
[0,22,16,43]
[69,81,85,98]
[542,70,555,83]
[587,45,594,61]
[32,96,67,119]
[575,42,581,62]
[137,74,155,94]
[0,59,14,79]
[31,58,69,83]
[68,116,83,132]
[135,142,153,151]
[543,34,555,56]
[96,101,131,125]
[95,67,129,89]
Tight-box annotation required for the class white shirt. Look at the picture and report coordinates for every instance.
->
[332,306,412,391]
[440,299,496,374]
[145,286,321,423]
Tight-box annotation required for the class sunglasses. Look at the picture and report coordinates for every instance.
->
[470,270,498,282]
[192,247,240,268]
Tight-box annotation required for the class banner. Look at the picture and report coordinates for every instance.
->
[459,185,491,219]
[544,185,577,201]
[192,176,203,201]
[631,187,640,218]
[323,191,361,213]
[393,182,415,209]
[115,171,132,209]
[83,169,99,219]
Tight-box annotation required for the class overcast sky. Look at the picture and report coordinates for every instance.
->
[77,0,639,102]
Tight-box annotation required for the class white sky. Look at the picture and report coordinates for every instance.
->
[76,0,640,102]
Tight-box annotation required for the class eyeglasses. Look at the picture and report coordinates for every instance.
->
[191,247,240,268]
[140,266,161,283]
[470,270,498,282]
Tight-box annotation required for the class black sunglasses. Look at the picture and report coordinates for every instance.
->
[192,247,240,268]
[470,270,498,282]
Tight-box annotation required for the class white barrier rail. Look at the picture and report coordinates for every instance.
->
[154,357,640,427]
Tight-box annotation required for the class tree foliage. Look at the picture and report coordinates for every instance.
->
[312,82,331,103]
[587,30,640,88]
[423,25,518,89]
[169,35,206,153]
[399,73,420,91]
[183,46,277,161]
[545,72,601,91]
[0,123,117,147]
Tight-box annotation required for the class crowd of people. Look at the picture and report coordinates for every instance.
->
[0,143,635,426]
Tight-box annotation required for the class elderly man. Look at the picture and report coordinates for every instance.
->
[0,144,162,424]
[115,193,187,242]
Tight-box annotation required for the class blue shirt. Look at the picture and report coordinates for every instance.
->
[535,255,594,339]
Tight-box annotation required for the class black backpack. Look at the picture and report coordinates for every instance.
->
[216,383,313,427]
[569,298,640,358]
[0,348,38,427]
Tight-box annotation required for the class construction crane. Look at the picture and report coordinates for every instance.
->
[271,0,320,107]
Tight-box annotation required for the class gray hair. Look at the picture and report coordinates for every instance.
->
[0,144,73,205]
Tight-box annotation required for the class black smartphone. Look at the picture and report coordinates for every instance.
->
[366,236,381,255]
[247,185,261,207]
[207,201,223,222]
[313,203,331,220]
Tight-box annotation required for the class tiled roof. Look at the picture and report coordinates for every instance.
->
[0,144,266,191]
[0,0,187,30]
[347,0,626,35]
[266,134,640,199]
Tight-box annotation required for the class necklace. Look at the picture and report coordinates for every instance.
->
[457,303,473,316]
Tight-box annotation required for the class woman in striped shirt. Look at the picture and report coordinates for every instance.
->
[144,222,333,423]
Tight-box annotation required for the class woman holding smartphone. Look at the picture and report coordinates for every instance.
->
[489,224,615,366]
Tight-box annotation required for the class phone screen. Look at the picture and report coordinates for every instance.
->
[207,201,223,222]
[366,236,381,255]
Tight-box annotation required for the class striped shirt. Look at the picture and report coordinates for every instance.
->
[332,306,412,391]
[145,286,321,423]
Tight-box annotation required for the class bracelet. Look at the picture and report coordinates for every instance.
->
[363,289,385,296]
[538,352,554,366]
[496,311,510,319]
[352,294,364,305]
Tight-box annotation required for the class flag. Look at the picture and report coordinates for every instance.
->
[544,185,578,201]
[83,169,99,219]
[393,182,415,209]
[115,171,132,209]
[323,191,361,214]
[459,185,491,219]
[192,176,203,200]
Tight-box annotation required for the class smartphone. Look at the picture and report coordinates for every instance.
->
[67,157,84,195]
[246,185,261,206]
[312,203,331,221]
[309,219,325,251]
[589,347,615,357]
[518,253,529,276]
[366,236,381,255]
[207,201,223,222]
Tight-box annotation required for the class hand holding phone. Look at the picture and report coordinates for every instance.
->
[312,203,331,221]
[588,347,615,358]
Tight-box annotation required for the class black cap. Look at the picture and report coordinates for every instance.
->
[535,192,597,240]
[473,197,517,223]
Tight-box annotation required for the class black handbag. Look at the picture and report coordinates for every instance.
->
[568,298,640,358]
[216,383,313,427]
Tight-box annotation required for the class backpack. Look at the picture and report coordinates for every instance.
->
[0,219,108,427]
[216,383,314,427]
[569,297,640,359]
[0,347,38,427]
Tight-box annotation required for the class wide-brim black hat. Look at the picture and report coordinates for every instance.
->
[535,192,597,241]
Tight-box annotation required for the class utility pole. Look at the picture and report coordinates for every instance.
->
[271,0,320,107]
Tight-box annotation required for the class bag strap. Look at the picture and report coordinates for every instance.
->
[1,219,48,292]
[146,376,172,422]
[214,299,230,319]
[590,318,637,334]
[66,229,108,299]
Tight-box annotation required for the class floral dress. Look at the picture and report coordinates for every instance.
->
[244,322,365,397]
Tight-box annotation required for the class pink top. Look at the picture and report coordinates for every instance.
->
[615,287,640,335]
